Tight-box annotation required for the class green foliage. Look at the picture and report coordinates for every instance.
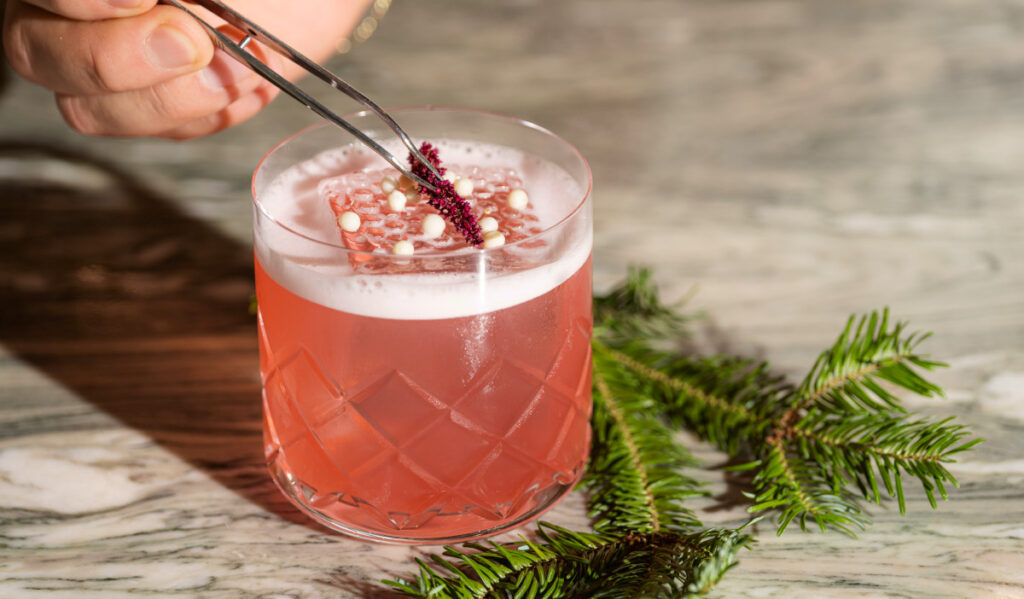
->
[385,524,750,599]
[612,348,789,455]
[593,266,691,346]
[384,524,613,599]
[386,267,981,597]
[585,351,704,534]
[795,310,946,414]
[601,270,983,536]
[745,442,869,535]
[792,412,982,512]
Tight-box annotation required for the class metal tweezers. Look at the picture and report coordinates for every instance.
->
[159,0,441,191]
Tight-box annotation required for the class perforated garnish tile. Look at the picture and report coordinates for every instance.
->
[318,166,544,259]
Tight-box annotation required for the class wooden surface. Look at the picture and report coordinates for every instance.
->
[1,0,1023,597]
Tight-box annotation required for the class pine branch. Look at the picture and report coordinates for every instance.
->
[606,346,790,454]
[593,266,692,347]
[745,441,869,535]
[385,524,751,599]
[592,270,983,537]
[587,351,704,534]
[385,268,984,598]
[793,309,946,415]
[384,524,610,599]
[792,412,983,512]
[577,528,751,599]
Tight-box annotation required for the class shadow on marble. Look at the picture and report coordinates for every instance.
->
[0,139,326,533]
[704,456,758,514]
[317,570,406,599]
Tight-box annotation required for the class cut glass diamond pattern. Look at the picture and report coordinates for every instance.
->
[350,452,444,513]
[461,445,557,517]
[454,359,545,437]
[542,316,591,398]
[507,385,574,459]
[351,370,445,444]
[404,413,494,486]
[262,317,592,534]
[264,345,360,491]
[275,347,346,426]
[317,404,390,474]
[262,372,305,449]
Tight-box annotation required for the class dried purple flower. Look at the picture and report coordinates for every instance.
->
[408,143,484,247]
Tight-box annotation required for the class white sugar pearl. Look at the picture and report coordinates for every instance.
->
[422,213,446,238]
[338,211,361,232]
[479,216,499,233]
[380,176,397,193]
[507,188,529,210]
[454,178,475,197]
[442,172,458,183]
[387,190,407,211]
[392,240,414,256]
[482,231,505,248]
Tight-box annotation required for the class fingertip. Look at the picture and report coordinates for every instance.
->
[149,5,215,72]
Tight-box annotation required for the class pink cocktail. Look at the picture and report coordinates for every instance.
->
[252,108,593,543]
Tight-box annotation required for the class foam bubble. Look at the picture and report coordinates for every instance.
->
[255,139,591,320]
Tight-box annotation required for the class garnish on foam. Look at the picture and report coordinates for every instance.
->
[408,142,484,247]
[319,143,541,266]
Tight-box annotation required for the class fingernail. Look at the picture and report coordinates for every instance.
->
[146,25,198,70]
[200,49,256,90]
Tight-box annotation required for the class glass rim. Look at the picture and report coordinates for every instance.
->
[251,105,593,258]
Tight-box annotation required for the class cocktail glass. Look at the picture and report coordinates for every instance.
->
[252,107,593,543]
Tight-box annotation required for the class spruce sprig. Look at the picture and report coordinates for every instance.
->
[585,351,704,534]
[793,310,946,415]
[791,412,982,513]
[385,267,980,597]
[385,524,750,599]
[599,268,983,536]
[593,267,691,346]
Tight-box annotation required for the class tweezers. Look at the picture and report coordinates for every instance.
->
[159,0,441,191]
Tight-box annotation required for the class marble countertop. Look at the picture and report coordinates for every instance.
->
[1,0,1023,597]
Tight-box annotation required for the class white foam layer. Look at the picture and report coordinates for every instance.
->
[255,139,591,320]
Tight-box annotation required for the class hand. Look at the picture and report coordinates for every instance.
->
[2,0,369,139]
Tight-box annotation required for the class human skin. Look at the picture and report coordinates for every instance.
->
[2,0,372,139]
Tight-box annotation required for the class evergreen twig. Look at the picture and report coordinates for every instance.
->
[792,411,982,512]
[385,267,982,597]
[385,524,750,599]
[593,266,692,347]
[585,353,704,534]
[598,268,983,536]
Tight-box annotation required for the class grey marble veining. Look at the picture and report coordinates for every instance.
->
[1,0,1023,597]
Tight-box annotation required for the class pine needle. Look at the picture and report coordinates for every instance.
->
[385,524,751,599]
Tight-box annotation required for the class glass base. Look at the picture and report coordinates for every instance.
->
[267,452,581,544]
